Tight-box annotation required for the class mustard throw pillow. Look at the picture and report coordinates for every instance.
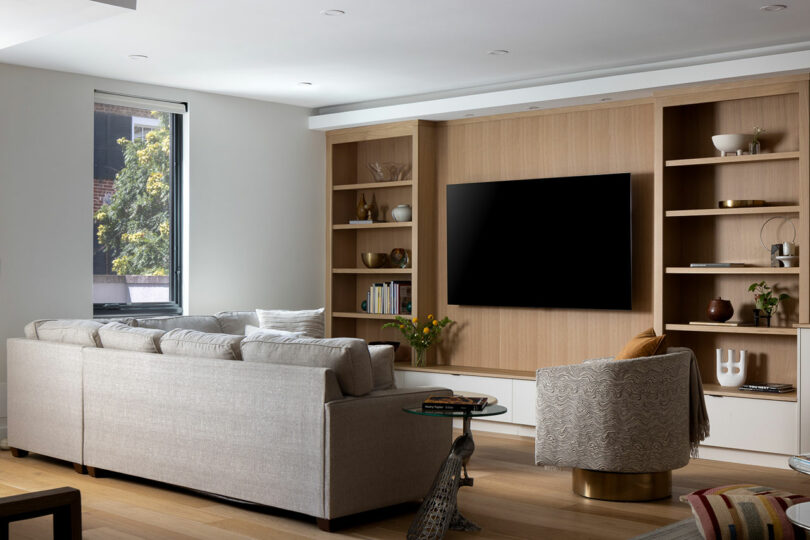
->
[614,327,666,360]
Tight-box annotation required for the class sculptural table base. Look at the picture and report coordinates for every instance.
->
[407,415,480,539]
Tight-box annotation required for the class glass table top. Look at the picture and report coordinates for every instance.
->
[403,404,508,418]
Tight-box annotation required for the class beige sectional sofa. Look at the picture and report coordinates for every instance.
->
[7,311,451,527]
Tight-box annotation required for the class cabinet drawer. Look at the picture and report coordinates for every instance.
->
[703,395,797,455]
[512,379,536,426]
[394,371,513,423]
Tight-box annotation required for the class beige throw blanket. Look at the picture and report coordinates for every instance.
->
[670,347,710,457]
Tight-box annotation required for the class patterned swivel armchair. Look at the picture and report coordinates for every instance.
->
[534,348,704,501]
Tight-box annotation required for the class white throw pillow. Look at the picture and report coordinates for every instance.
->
[255,307,325,339]
[244,324,306,338]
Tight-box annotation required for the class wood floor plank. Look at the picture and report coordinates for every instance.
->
[3,433,810,539]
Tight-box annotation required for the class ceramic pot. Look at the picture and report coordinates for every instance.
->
[707,297,733,322]
[391,204,412,222]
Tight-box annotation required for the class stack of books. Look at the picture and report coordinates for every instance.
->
[738,382,795,394]
[366,281,411,314]
[422,395,488,412]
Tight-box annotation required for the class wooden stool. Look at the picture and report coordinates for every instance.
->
[0,487,81,540]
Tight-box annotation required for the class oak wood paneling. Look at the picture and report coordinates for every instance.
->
[434,104,655,370]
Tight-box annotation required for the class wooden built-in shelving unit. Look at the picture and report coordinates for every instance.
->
[654,76,809,401]
[325,120,437,354]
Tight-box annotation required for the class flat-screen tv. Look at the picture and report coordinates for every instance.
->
[447,173,632,310]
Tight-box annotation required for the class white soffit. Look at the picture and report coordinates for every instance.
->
[0,0,128,50]
[308,48,810,130]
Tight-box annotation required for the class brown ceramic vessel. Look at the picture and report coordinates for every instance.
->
[707,297,734,322]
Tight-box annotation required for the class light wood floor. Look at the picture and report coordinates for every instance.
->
[2,433,810,539]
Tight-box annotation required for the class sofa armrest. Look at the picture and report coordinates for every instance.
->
[535,351,692,472]
[368,344,395,390]
[6,339,84,464]
[324,386,452,519]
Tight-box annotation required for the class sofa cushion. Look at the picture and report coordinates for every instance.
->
[28,320,103,347]
[368,344,396,391]
[215,311,260,335]
[681,484,810,540]
[615,328,666,360]
[136,315,222,334]
[244,324,305,338]
[255,308,325,339]
[241,334,373,396]
[160,329,243,360]
[99,322,164,353]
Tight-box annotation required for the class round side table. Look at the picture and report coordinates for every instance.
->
[402,404,507,539]
[787,455,810,530]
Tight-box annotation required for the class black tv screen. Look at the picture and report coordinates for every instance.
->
[447,173,632,310]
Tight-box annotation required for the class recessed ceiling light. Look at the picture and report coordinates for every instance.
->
[760,4,787,11]
[321,9,345,16]
[298,81,314,87]
[487,49,510,56]
[128,54,148,61]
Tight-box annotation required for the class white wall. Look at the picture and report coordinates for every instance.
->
[0,63,325,434]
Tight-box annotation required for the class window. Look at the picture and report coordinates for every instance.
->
[93,92,185,316]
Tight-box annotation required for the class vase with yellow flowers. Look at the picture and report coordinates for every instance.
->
[383,314,454,367]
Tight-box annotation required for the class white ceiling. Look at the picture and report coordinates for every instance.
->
[1,0,809,112]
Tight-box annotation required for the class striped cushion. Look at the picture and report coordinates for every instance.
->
[681,485,810,540]
[255,308,325,339]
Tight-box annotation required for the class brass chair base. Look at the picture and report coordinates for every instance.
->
[572,468,671,501]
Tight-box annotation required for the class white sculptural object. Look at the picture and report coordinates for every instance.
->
[716,348,747,387]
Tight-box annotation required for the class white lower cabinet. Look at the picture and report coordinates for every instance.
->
[702,395,798,455]
[394,370,537,426]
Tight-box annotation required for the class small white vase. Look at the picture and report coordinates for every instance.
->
[716,348,747,387]
[391,204,412,222]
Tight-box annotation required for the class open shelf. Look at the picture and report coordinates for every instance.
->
[333,268,412,274]
[332,311,401,320]
[665,323,797,336]
[665,151,800,168]
[333,222,412,230]
[666,267,800,275]
[703,383,797,402]
[394,363,536,381]
[333,180,413,191]
[665,206,800,217]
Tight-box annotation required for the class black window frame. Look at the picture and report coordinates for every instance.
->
[93,112,183,318]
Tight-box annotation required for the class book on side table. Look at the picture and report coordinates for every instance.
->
[422,395,488,412]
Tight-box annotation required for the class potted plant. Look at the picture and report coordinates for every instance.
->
[383,314,454,367]
[750,126,766,155]
[748,280,789,327]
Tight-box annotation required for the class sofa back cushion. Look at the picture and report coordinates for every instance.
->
[215,311,260,335]
[160,329,243,360]
[26,319,104,347]
[136,315,222,334]
[99,322,164,353]
[255,308,325,339]
[241,334,373,396]
[368,344,396,391]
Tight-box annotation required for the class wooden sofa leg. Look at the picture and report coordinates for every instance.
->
[9,448,28,458]
[316,518,333,532]
[86,467,103,478]
[73,463,87,475]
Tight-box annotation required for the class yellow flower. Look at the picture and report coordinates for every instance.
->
[432,320,438,326]
[399,324,404,329]
[427,314,434,320]
[423,327,430,334]
[412,317,418,324]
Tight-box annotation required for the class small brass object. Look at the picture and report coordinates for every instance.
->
[718,200,766,208]
[360,252,388,268]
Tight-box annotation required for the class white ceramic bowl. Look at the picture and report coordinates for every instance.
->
[712,134,750,155]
